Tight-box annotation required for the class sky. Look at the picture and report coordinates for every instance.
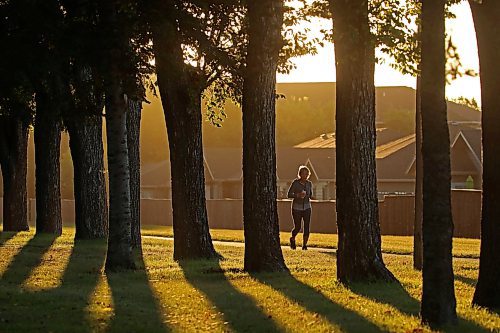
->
[277,2,481,103]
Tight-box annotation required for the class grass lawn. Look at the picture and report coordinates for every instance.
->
[0,229,498,333]
[141,225,481,259]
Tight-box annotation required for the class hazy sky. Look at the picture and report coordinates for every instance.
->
[277,2,481,103]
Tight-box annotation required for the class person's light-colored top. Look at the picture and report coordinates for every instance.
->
[287,179,313,211]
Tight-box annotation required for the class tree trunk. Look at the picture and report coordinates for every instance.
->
[420,0,457,326]
[151,0,217,261]
[67,114,108,239]
[330,0,396,283]
[242,0,287,272]
[469,0,500,309]
[34,91,62,235]
[0,115,29,231]
[127,99,142,250]
[414,75,423,271]
[104,83,135,271]
[101,0,136,271]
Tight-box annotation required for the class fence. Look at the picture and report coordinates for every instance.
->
[0,190,482,238]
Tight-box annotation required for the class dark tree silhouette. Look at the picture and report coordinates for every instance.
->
[414,75,423,271]
[34,88,63,235]
[0,115,29,231]
[0,1,31,232]
[242,0,287,272]
[150,0,235,260]
[67,113,108,239]
[469,0,500,310]
[63,0,108,240]
[420,0,457,326]
[29,0,66,236]
[127,99,142,250]
[329,0,396,283]
[101,0,136,271]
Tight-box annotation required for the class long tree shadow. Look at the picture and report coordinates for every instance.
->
[348,279,491,333]
[41,239,108,333]
[106,255,170,333]
[180,259,283,332]
[454,274,476,287]
[348,281,420,316]
[0,231,17,247]
[251,271,383,333]
[0,235,108,332]
[0,233,56,285]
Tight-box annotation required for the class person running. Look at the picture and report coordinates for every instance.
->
[287,165,313,250]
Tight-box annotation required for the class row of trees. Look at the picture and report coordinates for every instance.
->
[0,0,498,327]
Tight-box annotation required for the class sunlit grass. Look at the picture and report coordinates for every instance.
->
[141,225,481,259]
[22,236,73,291]
[0,231,33,276]
[85,275,113,333]
[0,228,498,332]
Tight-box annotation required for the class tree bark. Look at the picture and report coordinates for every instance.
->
[469,0,500,310]
[414,75,423,271]
[127,99,142,250]
[67,114,108,239]
[0,115,29,231]
[330,0,396,283]
[242,0,287,272]
[151,0,217,261]
[420,0,457,326]
[34,91,63,235]
[104,85,135,271]
[101,0,136,271]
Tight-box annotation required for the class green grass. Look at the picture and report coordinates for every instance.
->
[0,229,498,332]
[141,225,481,259]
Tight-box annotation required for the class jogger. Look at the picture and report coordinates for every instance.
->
[287,165,313,250]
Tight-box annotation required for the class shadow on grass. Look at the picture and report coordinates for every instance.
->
[43,239,108,332]
[0,233,56,285]
[348,282,420,316]
[106,255,170,333]
[252,271,383,333]
[0,236,108,332]
[180,259,282,333]
[454,274,477,287]
[349,280,491,333]
[0,231,17,247]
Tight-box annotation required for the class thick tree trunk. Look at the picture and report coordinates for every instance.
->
[420,0,457,326]
[34,92,63,235]
[469,0,500,310]
[127,99,142,250]
[330,0,396,283]
[151,1,217,261]
[414,76,423,271]
[242,0,287,272]
[0,116,29,231]
[67,114,108,239]
[101,0,135,271]
[104,84,135,271]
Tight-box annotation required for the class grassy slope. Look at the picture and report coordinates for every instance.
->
[0,230,498,333]
[141,225,481,259]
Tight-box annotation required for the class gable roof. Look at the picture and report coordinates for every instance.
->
[141,123,482,188]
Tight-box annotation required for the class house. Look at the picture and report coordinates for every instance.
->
[140,122,482,200]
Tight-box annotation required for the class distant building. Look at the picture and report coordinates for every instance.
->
[140,122,482,200]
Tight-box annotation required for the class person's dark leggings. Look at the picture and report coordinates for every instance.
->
[291,208,311,238]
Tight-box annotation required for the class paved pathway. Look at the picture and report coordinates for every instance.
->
[143,235,336,253]
[143,235,478,261]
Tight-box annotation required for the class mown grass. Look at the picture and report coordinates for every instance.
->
[141,225,481,259]
[0,229,498,333]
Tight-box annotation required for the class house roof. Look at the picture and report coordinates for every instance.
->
[376,134,415,159]
[141,123,482,188]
